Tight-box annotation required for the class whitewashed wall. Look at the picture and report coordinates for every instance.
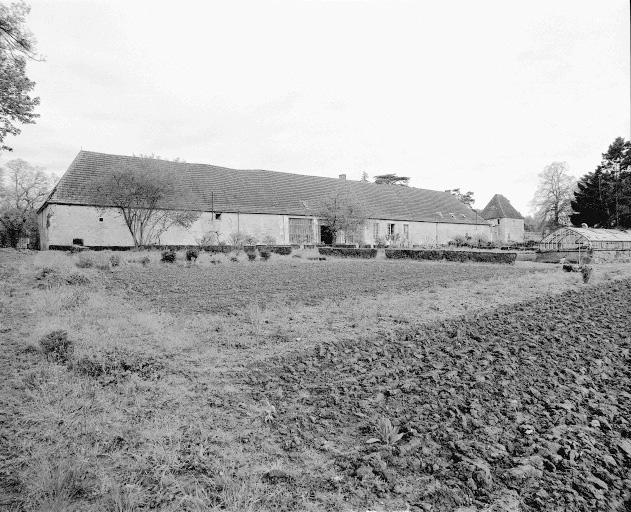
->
[38,204,491,249]
[488,218,524,243]
[363,219,490,246]
[38,205,291,248]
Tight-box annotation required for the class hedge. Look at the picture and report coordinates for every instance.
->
[267,245,292,256]
[385,249,517,264]
[202,245,234,253]
[49,245,133,252]
[318,247,377,259]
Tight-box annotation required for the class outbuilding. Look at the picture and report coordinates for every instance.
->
[480,194,525,243]
[38,151,491,249]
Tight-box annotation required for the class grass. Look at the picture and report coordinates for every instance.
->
[2,248,631,511]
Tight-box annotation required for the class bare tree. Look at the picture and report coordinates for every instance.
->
[530,162,576,230]
[314,189,367,243]
[0,158,54,246]
[94,159,200,247]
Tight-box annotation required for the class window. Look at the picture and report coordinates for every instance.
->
[99,217,103,222]
[72,238,83,246]
[289,217,314,244]
[387,223,395,237]
[403,224,409,238]
[373,222,380,241]
[214,213,222,220]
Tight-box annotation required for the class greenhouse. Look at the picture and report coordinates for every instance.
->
[538,226,631,263]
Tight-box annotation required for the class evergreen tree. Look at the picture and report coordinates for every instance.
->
[571,137,631,228]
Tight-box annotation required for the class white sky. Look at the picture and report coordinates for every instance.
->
[3,0,630,215]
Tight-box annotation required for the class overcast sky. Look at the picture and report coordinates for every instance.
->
[3,0,630,214]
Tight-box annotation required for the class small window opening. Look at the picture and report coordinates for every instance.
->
[72,238,84,246]
[99,217,103,222]
[214,212,222,220]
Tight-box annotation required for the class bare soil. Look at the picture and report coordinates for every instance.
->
[247,280,631,511]
[109,259,548,313]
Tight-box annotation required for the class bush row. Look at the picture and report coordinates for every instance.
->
[318,247,377,259]
[385,249,517,264]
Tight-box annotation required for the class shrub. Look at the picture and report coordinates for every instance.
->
[75,253,94,268]
[244,235,258,245]
[318,247,377,259]
[262,235,277,245]
[186,248,199,262]
[139,256,151,266]
[230,255,239,262]
[247,252,257,262]
[449,235,468,248]
[65,272,90,286]
[470,233,489,247]
[259,250,271,261]
[196,231,221,249]
[109,254,121,267]
[74,347,165,382]
[39,330,74,363]
[161,250,177,263]
[229,232,246,248]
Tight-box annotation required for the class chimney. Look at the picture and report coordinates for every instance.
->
[338,173,346,180]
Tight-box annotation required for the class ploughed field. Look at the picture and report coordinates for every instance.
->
[109,259,548,313]
[248,279,631,511]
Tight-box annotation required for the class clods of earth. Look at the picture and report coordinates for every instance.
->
[246,280,631,511]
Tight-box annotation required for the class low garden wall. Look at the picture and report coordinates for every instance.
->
[385,249,517,264]
[535,250,593,264]
[537,249,631,264]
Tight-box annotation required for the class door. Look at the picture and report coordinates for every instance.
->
[320,225,334,245]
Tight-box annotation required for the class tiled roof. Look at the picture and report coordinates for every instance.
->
[44,151,487,224]
[480,194,523,220]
